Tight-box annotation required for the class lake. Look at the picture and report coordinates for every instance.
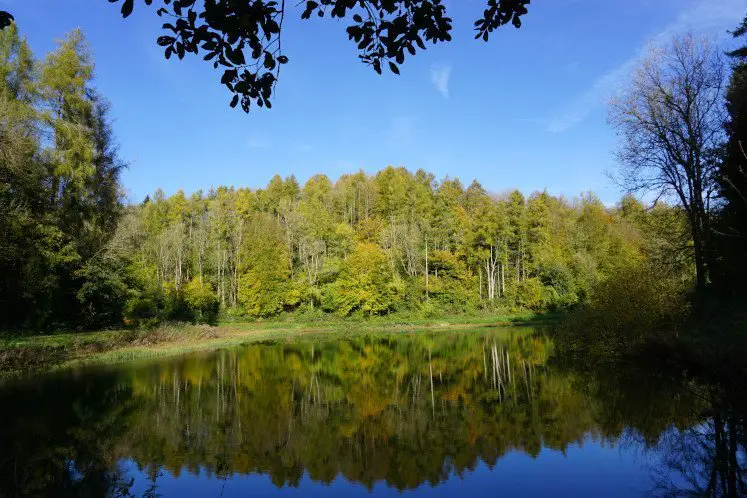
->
[0,327,744,497]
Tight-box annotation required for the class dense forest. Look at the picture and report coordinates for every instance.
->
[1,20,745,333]
[0,25,691,331]
[108,171,689,325]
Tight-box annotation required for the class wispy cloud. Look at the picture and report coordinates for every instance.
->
[430,64,452,98]
[546,0,745,133]
[546,61,634,133]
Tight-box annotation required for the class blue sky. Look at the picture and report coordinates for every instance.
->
[2,0,745,203]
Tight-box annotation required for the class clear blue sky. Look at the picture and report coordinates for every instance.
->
[2,0,744,203]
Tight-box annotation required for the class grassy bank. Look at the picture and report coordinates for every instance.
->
[0,312,551,379]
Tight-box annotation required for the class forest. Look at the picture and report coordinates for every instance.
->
[1,17,746,339]
[0,24,695,332]
[106,171,689,325]
[0,7,746,497]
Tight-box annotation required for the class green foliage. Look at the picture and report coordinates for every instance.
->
[556,264,689,361]
[75,257,129,329]
[323,242,399,316]
[183,278,219,324]
[238,214,291,317]
[0,25,124,331]
[427,250,475,310]
[100,165,692,324]
[536,262,578,310]
[123,294,163,329]
[514,277,544,310]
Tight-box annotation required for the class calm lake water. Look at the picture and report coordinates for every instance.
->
[0,327,744,497]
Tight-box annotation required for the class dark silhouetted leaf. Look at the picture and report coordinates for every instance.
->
[121,0,134,18]
[0,11,13,30]
[103,0,532,113]
[157,36,175,47]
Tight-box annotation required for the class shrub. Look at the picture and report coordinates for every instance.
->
[123,293,163,329]
[427,250,476,312]
[76,259,129,329]
[322,242,399,316]
[515,278,544,310]
[183,278,220,324]
[556,264,688,360]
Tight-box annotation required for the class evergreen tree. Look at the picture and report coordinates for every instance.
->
[715,16,747,292]
[0,27,125,329]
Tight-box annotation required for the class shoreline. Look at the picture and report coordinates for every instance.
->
[0,313,554,379]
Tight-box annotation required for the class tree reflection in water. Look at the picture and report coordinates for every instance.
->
[0,328,744,496]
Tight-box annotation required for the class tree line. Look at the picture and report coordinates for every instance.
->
[2,20,746,332]
[0,24,692,331]
[104,169,691,327]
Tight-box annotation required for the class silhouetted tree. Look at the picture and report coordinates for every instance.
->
[714,16,747,292]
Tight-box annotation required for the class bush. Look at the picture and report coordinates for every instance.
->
[418,300,439,318]
[76,259,129,329]
[515,278,544,310]
[538,262,579,311]
[183,278,220,324]
[539,285,579,312]
[556,264,688,360]
[123,294,163,329]
[238,268,289,317]
[427,250,476,312]
[322,242,399,316]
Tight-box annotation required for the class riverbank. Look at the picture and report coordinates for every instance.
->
[0,312,551,378]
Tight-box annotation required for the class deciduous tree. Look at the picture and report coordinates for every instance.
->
[609,33,726,292]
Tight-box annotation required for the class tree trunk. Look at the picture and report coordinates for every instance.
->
[425,237,429,297]
[501,260,505,296]
[479,270,483,300]
[689,208,709,293]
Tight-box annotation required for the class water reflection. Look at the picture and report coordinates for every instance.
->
[0,328,744,496]
[647,416,746,496]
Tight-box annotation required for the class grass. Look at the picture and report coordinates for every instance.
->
[0,311,553,379]
[222,310,550,330]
